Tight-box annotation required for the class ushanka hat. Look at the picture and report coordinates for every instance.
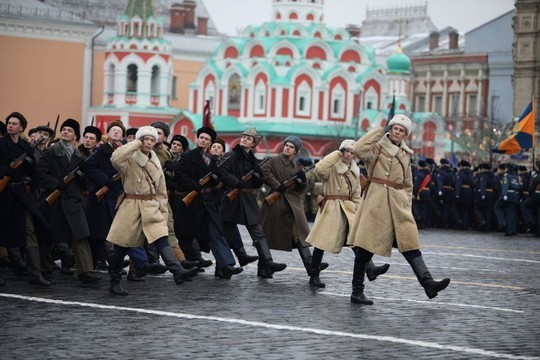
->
[197,126,217,142]
[83,126,102,141]
[171,134,189,151]
[388,114,412,136]
[283,135,302,152]
[135,126,158,142]
[339,139,355,151]
[6,111,28,130]
[61,118,81,140]
[106,120,126,137]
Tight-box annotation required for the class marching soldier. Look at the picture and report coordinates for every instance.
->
[219,129,287,279]
[348,115,450,305]
[521,161,540,236]
[34,118,101,284]
[494,163,521,236]
[453,160,474,229]
[436,159,455,229]
[473,163,497,231]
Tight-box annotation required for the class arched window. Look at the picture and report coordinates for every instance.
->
[127,64,138,92]
[331,84,345,118]
[296,80,311,116]
[254,80,266,115]
[151,65,160,95]
[228,74,241,114]
[361,119,370,131]
[106,64,115,94]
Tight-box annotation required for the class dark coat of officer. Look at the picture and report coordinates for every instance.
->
[174,148,222,241]
[219,144,264,226]
[85,143,123,240]
[455,165,474,204]
[34,143,90,242]
[0,135,53,247]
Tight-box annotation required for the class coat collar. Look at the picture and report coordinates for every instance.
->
[334,158,360,178]
[277,152,294,167]
[379,133,414,156]
[132,149,161,169]
[232,143,256,162]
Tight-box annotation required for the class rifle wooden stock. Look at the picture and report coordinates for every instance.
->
[226,173,254,202]
[0,154,28,193]
[0,176,10,193]
[264,191,281,206]
[182,174,212,207]
[264,164,315,206]
[45,172,76,206]
[95,173,121,201]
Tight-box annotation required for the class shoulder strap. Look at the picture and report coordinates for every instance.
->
[140,165,156,195]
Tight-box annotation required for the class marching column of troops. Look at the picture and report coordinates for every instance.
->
[1,111,457,304]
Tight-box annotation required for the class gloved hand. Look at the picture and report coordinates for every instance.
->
[277,183,287,193]
[106,179,117,188]
[236,180,246,189]
[481,195,486,200]
[438,190,443,197]
[455,195,459,199]
[252,171,261,179]
[193,183,203,191]
[56,181,67,191]
[503,195,508,201]
[295,170,307,183]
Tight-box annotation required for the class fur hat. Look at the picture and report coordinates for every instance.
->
[126,128,138,137]
[212,137,226,151]
[61,118,81,140]
[388,114,412,136]
[459,160,471,168]
[106,120,126,137]
[418,160,427,168]
[197,126,217,142]
[6,111,28,131]
[339,139,355,151]
[440,158,450,165]
[242,128,260,147]
[284,135,302,152]
[83,126,102,141]
[36,125,54,137]
[171,135,189,151]
[135,126,158,142]
[151,121,170,138]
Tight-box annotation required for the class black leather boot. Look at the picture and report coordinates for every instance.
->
[234,247,258,267]
[7,247,27,276]
[254,237,286,278]
[309,247,325,287]
[219,265,243,280]
[406,255,450,299]
[26,247,53,286]
[191,240,213,268]
[159,246,198,285]
[350,259,373,305]
[366,261,390,281]
[109,249,128,296]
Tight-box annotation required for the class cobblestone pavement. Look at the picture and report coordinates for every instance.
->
[1,228,539,359]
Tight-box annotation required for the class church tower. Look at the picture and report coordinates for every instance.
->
[272,0,325,26]
[92,0,177,132]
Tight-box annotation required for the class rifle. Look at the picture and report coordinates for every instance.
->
[181,153,230,207]
[0,137,45,193]
[182,172,218,207]
[95,172,121,201]
[264,164,315,206]
[52,114,60,139]
[45,167,80,206]
[226,157,270,202]
[45,147,97,205]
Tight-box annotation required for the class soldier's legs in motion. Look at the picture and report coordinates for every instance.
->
[230,225,258,267]
[70,234,101,283]
[365,259,390,282]
[7,247,27,276]
[351,247,374,305]
[403,250,450,299]
[505,203,518,236]
[244,223,286,279]
[109,245,129,296]
[208,221,243,280]
[296,243,313,275]
[494,197,507,230]
[25,212,52,286]
[154,237,198,284]
[309,247,325,288]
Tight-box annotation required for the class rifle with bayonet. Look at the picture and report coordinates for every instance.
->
[0,138,45,193]
[226,157,270,202]
[182,154,230,207]
[264,164,315,206]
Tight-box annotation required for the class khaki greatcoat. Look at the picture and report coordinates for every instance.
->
[261,153,310,251]
[107,140,168,247]
[347,128,420,257]
[305,150,361,254]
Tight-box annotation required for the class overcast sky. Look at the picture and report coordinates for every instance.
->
[203,0,515,36]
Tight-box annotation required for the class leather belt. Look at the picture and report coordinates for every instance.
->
[461,185,471,188]
[125,193,155,200]
[323,195,350,201]
[370,177,404,190]
[442,185,453,189]
[485,189,494,192]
